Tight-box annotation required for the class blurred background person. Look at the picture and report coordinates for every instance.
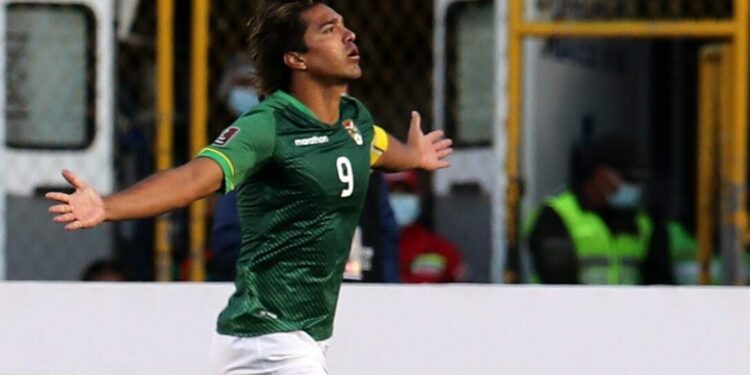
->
[81,259,130,282]
[525,132,677,285]
[344,171,400,283]
[385,171,467,283]
[209,191,242,281]
[206,54,258,282]
[218,52,259,118]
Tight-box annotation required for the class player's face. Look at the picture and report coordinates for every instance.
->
[297,4,362,83]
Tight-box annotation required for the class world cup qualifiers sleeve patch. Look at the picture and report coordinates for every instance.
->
[213,127,241,146]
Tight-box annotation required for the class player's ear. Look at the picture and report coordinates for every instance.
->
[284,52,306,71]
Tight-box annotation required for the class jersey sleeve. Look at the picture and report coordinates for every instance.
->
[196,111,276,192]
[370,125,389,166]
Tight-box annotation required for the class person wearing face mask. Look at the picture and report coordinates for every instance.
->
[385,171,467,283]
[227,86,260,116]
[526,133,674,285]
[219,54,260,118]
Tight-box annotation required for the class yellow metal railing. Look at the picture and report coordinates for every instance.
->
[188,0,210,282]
[728,0,749,284]
[515,20,735,38]
[504,0,524,283]
[153,0,212,282]
[697,45,729,285]
[507,0,750,284]
[155,0,175,282]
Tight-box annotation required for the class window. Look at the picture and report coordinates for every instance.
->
[6,4,96,149]
[445,1,494,147]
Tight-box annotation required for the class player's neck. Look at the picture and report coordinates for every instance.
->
[289,78,348,125]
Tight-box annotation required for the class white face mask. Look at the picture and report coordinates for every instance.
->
[389,194,421,228]
[607,182,642,210]
[228,87,259,116]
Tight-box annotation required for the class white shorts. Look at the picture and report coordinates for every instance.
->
[210,331,330,375]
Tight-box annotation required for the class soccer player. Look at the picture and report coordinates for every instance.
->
[46,1,452,374]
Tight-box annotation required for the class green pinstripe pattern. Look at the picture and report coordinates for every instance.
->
[204,91,375,341]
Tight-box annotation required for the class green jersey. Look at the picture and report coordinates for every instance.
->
[198,91,384,341]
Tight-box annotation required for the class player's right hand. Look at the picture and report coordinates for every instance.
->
[46,169,106,230]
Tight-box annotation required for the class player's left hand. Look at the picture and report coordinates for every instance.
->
[407,111,453,170]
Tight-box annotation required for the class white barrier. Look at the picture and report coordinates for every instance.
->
[1,283,749,375]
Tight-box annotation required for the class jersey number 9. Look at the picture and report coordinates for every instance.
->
[336,157,354,198]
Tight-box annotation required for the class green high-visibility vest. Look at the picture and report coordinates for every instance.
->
[546,191,652,285]
[668,222,703,284]
[667,223,750,285]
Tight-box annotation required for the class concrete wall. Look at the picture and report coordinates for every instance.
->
[1,283,749,375]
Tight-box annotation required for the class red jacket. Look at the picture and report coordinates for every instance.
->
[399,223,464,283]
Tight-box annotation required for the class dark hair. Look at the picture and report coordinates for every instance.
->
[81,259,129,281]
[247,0,323,96]
[591,132,646,182]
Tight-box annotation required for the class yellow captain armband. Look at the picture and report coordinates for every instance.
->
[370,125,389,166]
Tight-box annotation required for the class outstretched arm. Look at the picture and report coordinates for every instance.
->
[373,111,453,171]
[47,157,223,230]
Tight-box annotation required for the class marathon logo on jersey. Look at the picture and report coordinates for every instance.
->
[213,127,240,146]
[253,310,279,320]
[294,135,330,147]
[343,119,364,145]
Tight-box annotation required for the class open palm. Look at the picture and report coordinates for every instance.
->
[407,111,453,171]
[46,169,106,230]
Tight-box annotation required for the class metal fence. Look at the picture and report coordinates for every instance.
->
[209,0,434,140]
[529,0,733,21]
[203,0,436,280]
[115,0,160,281]
[2,0,437,281]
